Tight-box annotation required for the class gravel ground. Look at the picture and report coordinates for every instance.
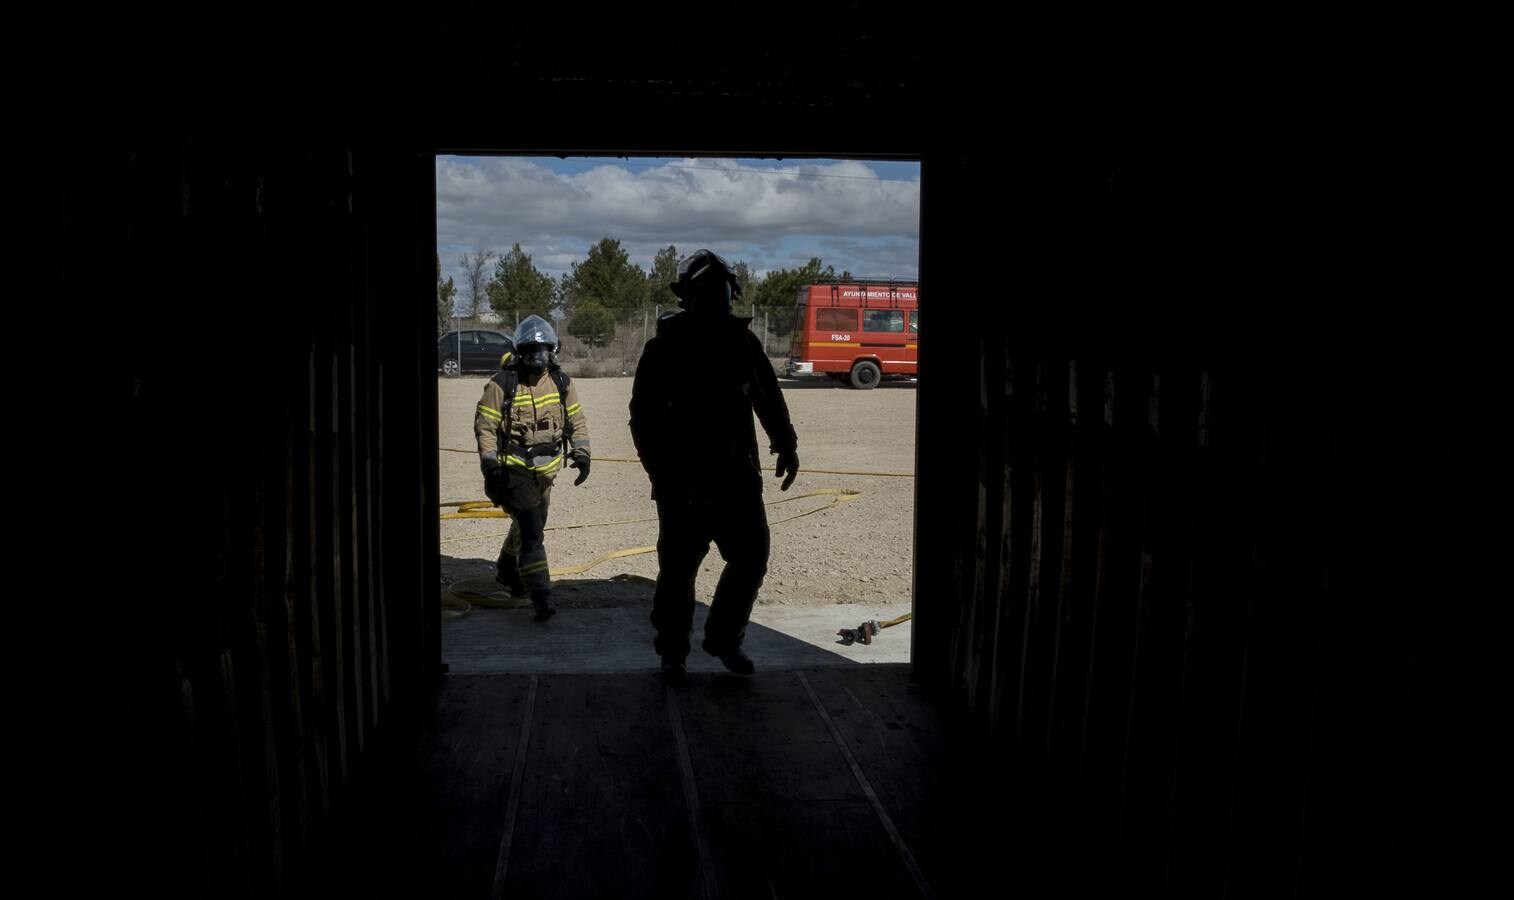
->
[438,374,918,609]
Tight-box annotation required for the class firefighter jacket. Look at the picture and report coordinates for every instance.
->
[629,311,796,488]
[475,367,591,480]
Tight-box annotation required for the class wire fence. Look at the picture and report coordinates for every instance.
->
[442,304,793,378]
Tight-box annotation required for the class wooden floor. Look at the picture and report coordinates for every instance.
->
[290,665,1029,899]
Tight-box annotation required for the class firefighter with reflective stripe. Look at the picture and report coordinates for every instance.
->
[475,315,591,621]
[630,249,799,682]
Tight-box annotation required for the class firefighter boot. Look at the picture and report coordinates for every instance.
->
[496,551,528,600]
[703,639,754,676]
[531,588,556,622]
[494,571,529,602]
[660,655,688,685]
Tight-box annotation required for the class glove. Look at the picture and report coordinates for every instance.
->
[774,448,799,491]
[482,465,505,506]
[569,450,591,486]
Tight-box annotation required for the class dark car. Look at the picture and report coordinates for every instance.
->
[438,329,514,376]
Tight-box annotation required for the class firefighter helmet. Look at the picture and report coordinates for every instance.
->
[670,248,741,313]
[512,315,559,372]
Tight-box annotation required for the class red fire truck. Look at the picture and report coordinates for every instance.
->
[786,280,919,389]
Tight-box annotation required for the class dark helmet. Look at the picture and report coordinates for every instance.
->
[512,315,559,373]
[670,248,741,314]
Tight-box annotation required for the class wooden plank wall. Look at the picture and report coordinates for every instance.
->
[911,139,1505,896]
[66,125,437,899]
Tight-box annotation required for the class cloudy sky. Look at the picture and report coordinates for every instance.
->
[436,156,920,289]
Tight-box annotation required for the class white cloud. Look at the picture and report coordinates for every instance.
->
[436,157,920,282]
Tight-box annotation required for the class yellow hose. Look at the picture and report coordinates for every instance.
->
[441,448,913,478]
[441,488,859,533]
[440,488,862,577]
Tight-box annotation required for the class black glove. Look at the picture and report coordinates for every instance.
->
[774,448,799,491]
[569,450,591,486]
[482,466,505,506]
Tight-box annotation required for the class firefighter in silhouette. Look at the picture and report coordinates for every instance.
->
[475,315,591,621]
[629,249,800,682]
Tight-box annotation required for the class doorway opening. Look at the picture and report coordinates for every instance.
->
[432,154,922,674]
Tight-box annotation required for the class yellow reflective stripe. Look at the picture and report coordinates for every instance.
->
[565,403,582,415]
[503,454,563,474]
[507,382,567,406]
[519,561,550,575]
[511,392,561,409]
[477,404,503,421]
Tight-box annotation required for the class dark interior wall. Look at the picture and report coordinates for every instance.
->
[58,119,439,895]
[912,108,1508,895]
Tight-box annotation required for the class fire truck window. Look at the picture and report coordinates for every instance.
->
[863,310,905,333]
[816,308,857,331]
[908,312,919,334]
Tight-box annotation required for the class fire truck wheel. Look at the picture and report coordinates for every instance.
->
[850,360,881,390]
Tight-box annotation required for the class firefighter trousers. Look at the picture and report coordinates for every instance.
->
[497,479,554,595]
[650,482,770,659]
